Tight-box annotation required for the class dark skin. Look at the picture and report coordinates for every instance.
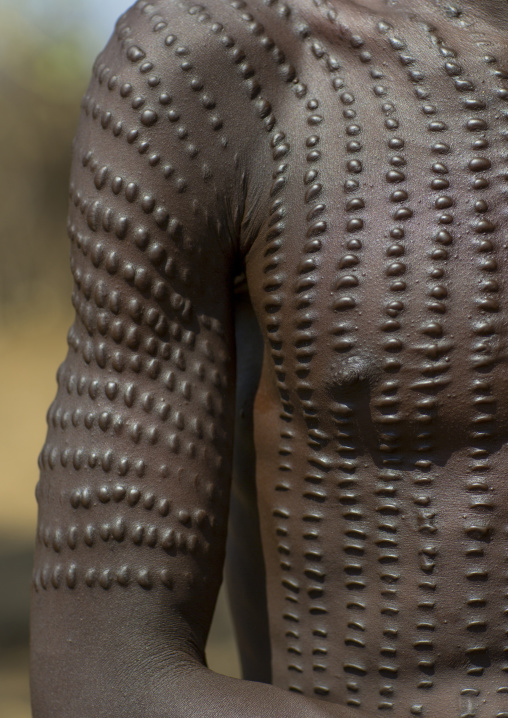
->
[31,0,508,715]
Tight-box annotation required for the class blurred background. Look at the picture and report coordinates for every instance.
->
[0,1,240,714]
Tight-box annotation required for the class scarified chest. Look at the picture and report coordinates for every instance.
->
[246,2,508,460]
[246,6,508,712]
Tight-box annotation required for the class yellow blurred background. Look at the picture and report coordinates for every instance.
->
[0,1,240,714]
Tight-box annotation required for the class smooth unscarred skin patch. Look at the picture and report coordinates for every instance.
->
[31,1,508,716]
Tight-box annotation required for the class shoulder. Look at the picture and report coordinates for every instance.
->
[105,0,282,95]
[79,0,287,260]
[87,0,324,258]
[105,0,307,120]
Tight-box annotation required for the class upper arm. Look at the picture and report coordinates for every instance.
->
[32,2,242,704]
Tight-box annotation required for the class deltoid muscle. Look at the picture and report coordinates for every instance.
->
[31,0,508,716]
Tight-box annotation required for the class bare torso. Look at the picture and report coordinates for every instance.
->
[31,1,508,717]
[226,2,508,714]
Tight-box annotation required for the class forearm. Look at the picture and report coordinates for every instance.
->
[31,596,366,718]
[32,665,366,718]
[161,664,372,718]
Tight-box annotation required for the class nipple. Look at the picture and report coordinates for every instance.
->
[325,354,378,397]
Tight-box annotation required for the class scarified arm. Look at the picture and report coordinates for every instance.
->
[30,3,370,717]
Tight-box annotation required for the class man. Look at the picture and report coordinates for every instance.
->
[30,0,508,715]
